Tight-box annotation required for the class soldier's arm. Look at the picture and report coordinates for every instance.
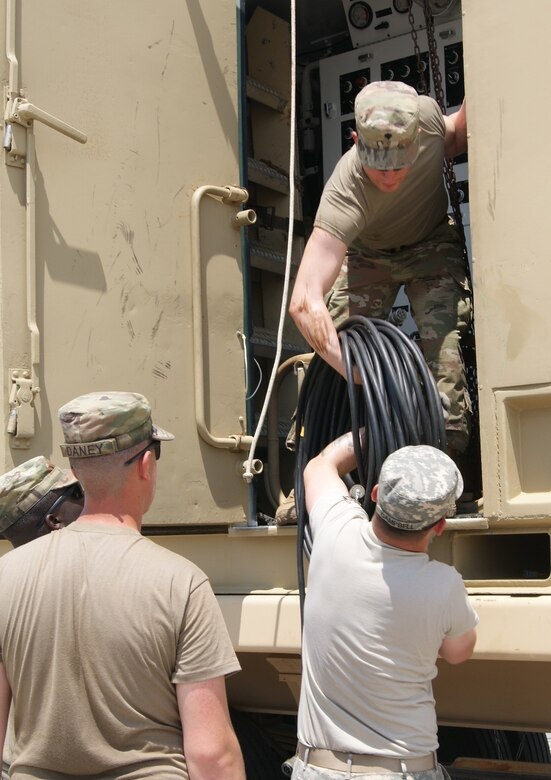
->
[289,227,348,378]
[303,431,363,513]
[177,676,245,780]
[439,627,477,664]
[443,99,467,158]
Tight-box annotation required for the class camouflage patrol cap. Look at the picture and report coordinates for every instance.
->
[355,81,420,170]
[59,391,174,459]
[376,445,463,530]
[0,456,78,533]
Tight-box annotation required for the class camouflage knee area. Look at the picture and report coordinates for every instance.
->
[425,343,471,453]
[408,273,472,452]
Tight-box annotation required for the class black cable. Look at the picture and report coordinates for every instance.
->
[295,317,447,623]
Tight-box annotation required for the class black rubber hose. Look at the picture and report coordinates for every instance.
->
[341,332,365,486]
[295,317,447,623]
[378,320,445,445]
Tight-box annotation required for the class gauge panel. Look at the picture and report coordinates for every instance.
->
[348,2,373,30]
[393,0,411,14]
[339,68,371,115]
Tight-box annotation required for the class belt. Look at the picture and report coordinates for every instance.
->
[297,742,437,774]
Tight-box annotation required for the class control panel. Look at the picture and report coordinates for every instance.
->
[341,0,461,49]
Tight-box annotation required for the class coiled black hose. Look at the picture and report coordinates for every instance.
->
[294,316,446,621]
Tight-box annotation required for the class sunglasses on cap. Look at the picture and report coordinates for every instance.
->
[123,439,161,466]
[45,482,84,519]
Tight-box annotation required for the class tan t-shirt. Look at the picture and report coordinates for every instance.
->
[314,96,449,252]
[0,522,240,779]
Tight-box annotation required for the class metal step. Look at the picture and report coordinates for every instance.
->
[249,242,297,275]
[247,76,287,112]
[251,326,304,358]
[248,157,290,194]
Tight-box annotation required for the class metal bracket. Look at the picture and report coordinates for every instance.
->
[7,369,39,448]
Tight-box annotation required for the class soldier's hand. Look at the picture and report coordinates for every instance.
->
[299,298,333,355]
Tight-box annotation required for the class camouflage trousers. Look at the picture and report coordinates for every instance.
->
[291,758,451,780]
[326,219,472,453]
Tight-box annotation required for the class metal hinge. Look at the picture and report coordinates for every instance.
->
[7,369,39,448]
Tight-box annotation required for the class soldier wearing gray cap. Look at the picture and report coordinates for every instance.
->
[290,80,472,459]
[291,435,478,780]
[376,444,464,531]
[0,391,245,780]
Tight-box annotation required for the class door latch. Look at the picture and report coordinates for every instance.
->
[4,88,87,167]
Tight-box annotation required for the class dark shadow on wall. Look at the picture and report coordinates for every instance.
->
[8,156,105,465]
[186,0,239,160]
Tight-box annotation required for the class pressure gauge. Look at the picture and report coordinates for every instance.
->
[348,2,373,30]
[430,0,455,12]
[393,0,412,13]
[414,0,457,14]
[446,49,460,65]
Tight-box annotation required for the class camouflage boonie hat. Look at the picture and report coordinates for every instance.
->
[0,456,78,533]
[355,81,420,170]
[376,445,463,530]
[59,391,174,459]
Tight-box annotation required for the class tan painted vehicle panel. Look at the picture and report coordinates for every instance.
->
[0,0,248,525]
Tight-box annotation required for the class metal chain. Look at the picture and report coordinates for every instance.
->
[424,0,480,462]
[407,2,427,94]
[422,0,467,256]
[411,1,480,474]
[424,1,445,108]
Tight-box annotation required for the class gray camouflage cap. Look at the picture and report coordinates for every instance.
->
[0,456,78,533]
[376,445,463,530]
[355,81,420,170]
[59,391,174,459]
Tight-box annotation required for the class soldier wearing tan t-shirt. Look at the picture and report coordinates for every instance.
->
[0,391,245,780]
[290,81,471,456]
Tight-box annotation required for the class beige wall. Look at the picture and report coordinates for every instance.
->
[0,1,249,525]
[464,0,551,522]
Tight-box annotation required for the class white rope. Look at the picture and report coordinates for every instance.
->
[243,0,297,484]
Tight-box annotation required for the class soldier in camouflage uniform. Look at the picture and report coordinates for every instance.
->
[292,439,478,780]
[290,81,471,455]
[0,456,83,548]
[0,457,84,780]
